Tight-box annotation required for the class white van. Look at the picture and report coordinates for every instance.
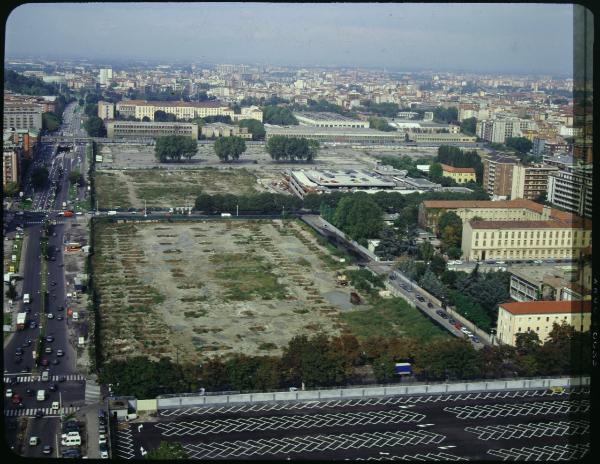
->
[72,312,79,321]
[52,401,60,411]
[29,437,40,446]
[61,436,81,447]
[41,370,50,382]
[36,390,46,401]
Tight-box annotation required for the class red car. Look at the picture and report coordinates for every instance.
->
[11,394,22,405]
[40,358,49,367]
[454,322,462,330]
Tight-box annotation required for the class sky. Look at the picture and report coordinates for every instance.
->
[5,3,574,75]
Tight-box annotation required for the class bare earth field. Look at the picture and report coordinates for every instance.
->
[93,219,364,364]
[94,168,260,209]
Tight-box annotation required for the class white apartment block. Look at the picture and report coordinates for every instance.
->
[3,104,43,131]
[477,118,536,144]
[547,166,593,219]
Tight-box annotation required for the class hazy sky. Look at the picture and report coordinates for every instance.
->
[6,3,574,75]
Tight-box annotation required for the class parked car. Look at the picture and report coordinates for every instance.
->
[46,336,54,342]
[35,410,44,418]
[448,318,456,324]
[49,384,58,392]
[5,389,13,398]
[56,350,64,357]
[472,336,480,343]
[43,445,52,455]
[45,347,53,354]
[40,359,49,367]
[427,302,434,308]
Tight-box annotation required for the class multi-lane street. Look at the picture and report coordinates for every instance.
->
[4,102,92,457]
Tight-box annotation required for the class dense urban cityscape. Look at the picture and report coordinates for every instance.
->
[3,3,593,461]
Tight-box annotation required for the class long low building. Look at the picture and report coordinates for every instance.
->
[294,111,369,128]
[461,219,591,262]
[105,121,199,139]
[286,169,396,198]
[496,300,591,346]
[408,133,477,143]
[266,125,406,145]
[115,99,233,121]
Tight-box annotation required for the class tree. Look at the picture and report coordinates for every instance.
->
[372,353,396,383]
[369,117,395,132]
[238,119,266,140]
[68,170,83,186]
[154,136,198,163]
[515,331,541,355]
[5,282,17,300]
[418,242,434,261]
[31,167,49,189]
[142,116,151,122]
[213,136,247,162]
[461,117,477,136]
[446,246,462,259]
[42,112,61,132]
[4,181,19,197]
[429,163,443,182]
[262,106,298,125]
[419,269,446,299]
[154,110,177,122]
[437,211,462,250]
[333,194,384,244]
[266,136,319,162]
[416,338,481,380]
[84,103,98,118]
[146,442,187,460]
[506,137,533,154]
[201,357,229,391]
[83,116,107,137]
[429,255,447,276]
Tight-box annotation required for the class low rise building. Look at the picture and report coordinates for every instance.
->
[232,105,263,123]
[286,169,396,198]
[496,300,591,346]
[294,111,369,128]
[115,99,234,121]
[3,103,43,131]
[440,164,476,184]
[266,125,407,145]
[201,123,252,139]
[509,265,584,302]
[105,121,199,139]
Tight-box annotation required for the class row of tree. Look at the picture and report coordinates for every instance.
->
[154,136,198,162]
[99,324,590,399]
[213,136,246,162]
[263,105,298,125]
[266,135,319,162]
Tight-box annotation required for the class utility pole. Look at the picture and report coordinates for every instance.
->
[144,199,147,217]
[236,204,239,217]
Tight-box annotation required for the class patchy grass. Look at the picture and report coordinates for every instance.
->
[94,171,133,209]
[210,252,288,301]
[340,297,450,342]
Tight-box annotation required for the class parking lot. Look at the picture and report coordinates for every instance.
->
[113,387,590,460]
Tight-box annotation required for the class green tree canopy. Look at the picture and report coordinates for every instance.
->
[332,193,384,244]
[369,117,395,132]
[213,136,247,162]
[266,136,319,162]
[154,136,198,162]
[42,112,61,132]
[506,137,533,154]
[68,169,83,185]
[429,162,443,183]
[461,117,477,136]
[4,181,19,197]
[262,105,298,125]
[238,119,266,140]
[83,116,107,137]
[154,110,177,122]
[438,211,462,249]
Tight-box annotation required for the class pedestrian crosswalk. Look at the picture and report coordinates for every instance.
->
[4,406,79,417]
[4,374,86,384]
[85,378,102,404]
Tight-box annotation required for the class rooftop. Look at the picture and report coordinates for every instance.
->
[499,300,591,315]
[117,99,229,108]
[440,163,476,174]
[294,111,362,122]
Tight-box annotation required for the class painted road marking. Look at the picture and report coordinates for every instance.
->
[487,442,589,461]
[349,451,467,461]
[155,409,425,437]
[4,406,79,417]
[465,420,589,440]
[444,399,590,420]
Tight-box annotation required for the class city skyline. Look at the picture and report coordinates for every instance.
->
[6,3,574,76]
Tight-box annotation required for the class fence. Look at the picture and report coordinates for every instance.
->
[154,376,589,410]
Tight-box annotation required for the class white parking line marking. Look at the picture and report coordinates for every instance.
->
[444,399,590,420]
[465,420,589,440]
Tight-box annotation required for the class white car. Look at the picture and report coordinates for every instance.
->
[454,260,463,265]
[47,313,54,319]
[447,260,456,265]
[533,260,543,264]
[5,388,13,398]
[460,327,470,334]
[496,261,506,265]
[100,450,108,459]
[98,434,107,445]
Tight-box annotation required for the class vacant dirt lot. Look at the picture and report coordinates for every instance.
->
[93,219,364,364]
[94,168,260,209]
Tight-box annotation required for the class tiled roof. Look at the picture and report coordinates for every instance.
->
[499,300,591,315]
[116,100,229,108]
[468,220,580,229]
[440,164,476,174]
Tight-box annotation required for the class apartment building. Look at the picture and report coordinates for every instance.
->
[3,103,43,131]
[97,101,115,120]
[482,154,518,199]
[496,300,591,347]
[547,165,593,219]
[294,112,369,128]
[201,123,252,139]
[231,105,263,123]
[440,164,476,184]
[461,218,591,262]
[3,149,19,187]
[509,265,586,303]
[105,121,199,139]
[510,164,559,200]
[4,128,37,159]
[477,118,536,144]
[115,100,234,121]
[98,68,113,86]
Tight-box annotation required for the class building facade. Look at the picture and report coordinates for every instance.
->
[232,105,263,123]
[3,104,43,131]
[477,118,537,144]
[97,101,115,120]
[547,165,593,219]
[510,164,559,200]
[440,164,476,183]
[496,300,591,346]
[408,133,477,143]
[2,149,19,187]
[483,155,518,199]
[294,112,369,128]
[105,121,199,139]
[266,125,407,145]
[461,219,591,262]
[201,123,252,139]
[115,100,234,121]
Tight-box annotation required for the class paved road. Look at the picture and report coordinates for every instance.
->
[113,388,589,461]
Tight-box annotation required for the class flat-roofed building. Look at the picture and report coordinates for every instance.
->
[509,265,585,302]
[115,100,233,121]
[3,103,43,131]
[3,149,19,187]
[440,164,476,184]
[232,105,263,123]
[461,218,591,262]
[547,164,593,219]
[97,101,115,120]
[496,300,591,346]
[267,125,407,145]
[483,154,518,199]
[294,111,369,128]
[511,163,559,200]
[286,169,396,198]
[201,123,252,139]
[105,121,199,139]
[408,133,476,143]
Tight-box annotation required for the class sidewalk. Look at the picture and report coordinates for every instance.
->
[3,230,30,349]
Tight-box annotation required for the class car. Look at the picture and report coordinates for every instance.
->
[26,339,32,346]
[58,375,67,382]
[5,389,13,398]
[496,261,506,265]
[43,445,52,455]
[12,394,23,405]
[51,282,57,286]
[45,347,53,354]
[57,315,64,320]
[454,322,462,330]
[35,410,44,418]
[29,322,37,329]
[47,313,54,319]
[46,336,54,342]
[472,336,480,343]
[548,386,565,394]
[454,260,463,265]
[56,349,64,357]
[533,259,543,264]
[51,359,60,365]
[388,273,396,280]
[405,286,412,292]
[447,260,456,265]
[98,434,107,445]
[460,327,470,334]
[41,358,49,367]
[427,302,434,308]
[416,295,425,302]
